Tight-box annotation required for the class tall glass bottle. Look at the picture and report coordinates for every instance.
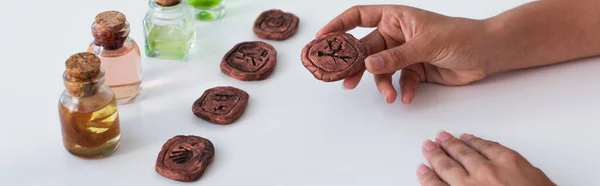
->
[144,0,196,61]
[88,11,143,104]
[188,0,226,21]
[59,52,121,159]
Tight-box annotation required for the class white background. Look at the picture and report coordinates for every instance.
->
[1,0,599,185]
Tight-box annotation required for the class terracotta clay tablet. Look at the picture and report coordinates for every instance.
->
[221,41,277,81]
[192,86,249,124]
[253,9,299,40]
[155,135,215,182]
[301,32,367,82]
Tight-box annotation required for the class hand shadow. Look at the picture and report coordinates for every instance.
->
[383,55,600,113]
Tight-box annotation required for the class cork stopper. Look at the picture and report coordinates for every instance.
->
[66,52,101,81]
[155,0,181,7]
[94,11,127,32]
[63,53,104,97]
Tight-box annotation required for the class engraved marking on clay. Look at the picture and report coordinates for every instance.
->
[306,36,360,73]
[169,146,192,164]
[259,14,291,33]
[200,92,241,116]
[317,38,352,64]
[228,45,270,72]
[212,94,234,112]
[213,94,235,101]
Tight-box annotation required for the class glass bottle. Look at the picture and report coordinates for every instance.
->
[59,52,121,159]
[88,11,143,104]
[188,0,226,21]
[144,0,196,61]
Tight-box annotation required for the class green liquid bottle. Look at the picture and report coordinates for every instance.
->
[143,0,196,61]
[188,0,225,21]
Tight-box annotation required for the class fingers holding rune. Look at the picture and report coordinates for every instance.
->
[310,4,494,105]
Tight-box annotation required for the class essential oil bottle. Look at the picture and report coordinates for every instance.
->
[188,0,226,21]
[88,11,143,104]
[59,52,121,159]
[144,0,196,61]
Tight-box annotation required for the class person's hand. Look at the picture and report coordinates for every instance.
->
[417,131,556,186]
[317,5,500,104]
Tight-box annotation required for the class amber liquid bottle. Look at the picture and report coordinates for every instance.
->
[59,52,121,158]
[88,11,143,104]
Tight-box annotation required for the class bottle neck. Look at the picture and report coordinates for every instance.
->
[63,69,107,97]
[91,22,131,50]
[148,0,189,18]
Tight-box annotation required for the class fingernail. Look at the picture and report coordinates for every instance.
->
[417,164,430,175]
[402,94,412,105]
[366,56,384,71]
[460,134,474,141]
[383,91,391,104]
[342,82,349,90]
[423,140,437,151]
[437,131,452,142]
[316,29,324,37]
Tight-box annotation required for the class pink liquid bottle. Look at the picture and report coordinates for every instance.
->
[88,11,143,104]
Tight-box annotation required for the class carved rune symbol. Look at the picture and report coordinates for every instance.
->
[213,105,228,112]
[266,15,284,26]
[317,38,352,64]
[211,94,235,112]
[170,146,192,164]
[234,48,268,66]
[213,94,234,102]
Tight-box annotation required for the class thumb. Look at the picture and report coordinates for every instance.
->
[364,41,427,74]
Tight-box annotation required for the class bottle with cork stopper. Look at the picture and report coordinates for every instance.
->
[143,0,196,61]
[88,10,143,104]
[58,52,121,158]
[187,0,226,21]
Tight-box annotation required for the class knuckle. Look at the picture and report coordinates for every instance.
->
[388,48,408,68]
[425,145,446,158]
[478,141,501,151]
[420,171,437,181]
[432,157,459,171]
[534,167,544,174]
[349,5,365,12]
[465,137,483,144]
[477,163,497,175]
[350,5,363,9]
[444,140,470,157]
[455,147,472,159]
[380,12,403,33]
[474,164,503,184]
[440,166,464,177]
[483,141,500,149]
[497,150,522,163]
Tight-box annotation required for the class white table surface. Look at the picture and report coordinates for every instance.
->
[2,0,599,185]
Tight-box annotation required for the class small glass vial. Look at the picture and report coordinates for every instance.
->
[88,11,143,104]
[188,0,225,21]
[144,0,196,61]
[59,52,121,159]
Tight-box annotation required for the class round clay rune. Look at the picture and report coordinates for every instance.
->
[253,9,299,41]
[301,32,367,82]
[192,86,249,124]
[155,135,215,182]
[221,41,277,81]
